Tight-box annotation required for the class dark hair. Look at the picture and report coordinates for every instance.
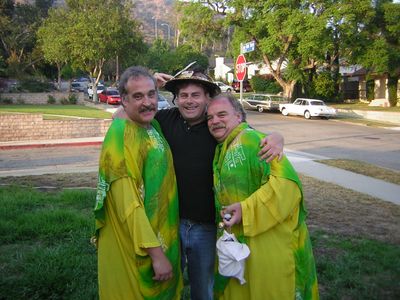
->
[211,93,247,122]
[118,66,156,97]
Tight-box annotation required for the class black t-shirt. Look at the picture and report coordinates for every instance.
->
[155,108,217,223]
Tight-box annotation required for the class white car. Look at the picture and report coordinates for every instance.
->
[279,98,337,119]
[215,81,234,93]
[87,83,105,99]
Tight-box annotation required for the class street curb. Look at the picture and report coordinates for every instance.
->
[0,140,103,150]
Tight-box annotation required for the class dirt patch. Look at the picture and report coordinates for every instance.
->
[301,175,400,245]
[0,172,98,189]
[1,172,399,245]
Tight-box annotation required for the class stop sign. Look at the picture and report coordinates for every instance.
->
[235,54,247,81]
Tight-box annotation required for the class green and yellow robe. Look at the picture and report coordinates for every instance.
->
[213,123,318,300]
[94,118,182,300]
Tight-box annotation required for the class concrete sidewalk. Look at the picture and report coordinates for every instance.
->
[286,150,400,206]
[1,138,399,206]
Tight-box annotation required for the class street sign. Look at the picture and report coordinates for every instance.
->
[235,54,247,81]
[242,41,255,53]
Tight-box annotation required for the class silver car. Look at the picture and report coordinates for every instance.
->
[158,94,171,110]
[242,94,290,112]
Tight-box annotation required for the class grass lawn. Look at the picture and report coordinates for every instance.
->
[316,159,400,185]
[1,172,399,299]
[332,102,400,112]
[0,104,112,119]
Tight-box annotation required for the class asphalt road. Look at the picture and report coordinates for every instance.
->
[247,110,400,171]
[1,111,399,176]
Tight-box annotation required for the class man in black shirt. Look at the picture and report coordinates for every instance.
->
[160,69,283,300]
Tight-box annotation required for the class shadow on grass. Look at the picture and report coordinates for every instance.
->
[1,186,399,299]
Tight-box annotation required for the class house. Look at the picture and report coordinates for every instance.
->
[341,66,399,106]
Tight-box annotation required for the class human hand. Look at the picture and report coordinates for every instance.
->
[150,249,173,281]
[112,106,128,120]
[221,203,242,228]
[258,132,284,163]
[154,72,173,89]
[145,246,173,281]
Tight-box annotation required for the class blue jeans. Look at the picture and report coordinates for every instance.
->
[180,219,217,300]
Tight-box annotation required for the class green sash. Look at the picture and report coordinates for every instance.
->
[94,118,181,300]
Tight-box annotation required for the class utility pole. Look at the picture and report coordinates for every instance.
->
[161,23,171,42]
[152,16,158,39]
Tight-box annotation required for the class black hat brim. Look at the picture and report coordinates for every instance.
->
[164,77,221,98]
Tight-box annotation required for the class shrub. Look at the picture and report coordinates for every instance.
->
[60,97,69,105]
[68,93,78,105]
[16,97,25,104]
[19,78,54,93]
[312,72,336,102]
[250,75,282,94]
[47,95,57,104]
[0,96,13,104]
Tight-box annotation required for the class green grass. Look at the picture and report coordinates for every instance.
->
[0,105,112,119]
[312,231,400,299]
[0,186,97,299]
[332,102,400,112]
[316,159,400,185]
[1,185,399,299]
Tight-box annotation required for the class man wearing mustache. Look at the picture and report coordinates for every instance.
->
[207,94,318,300]
[94,66,182,299]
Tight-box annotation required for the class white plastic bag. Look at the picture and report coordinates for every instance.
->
[216,230,250,284]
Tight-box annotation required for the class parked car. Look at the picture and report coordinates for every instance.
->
[98,88,121,105]
[215,81,234,92]
[242,94,290,112]
[279,98,337,119]
[232,80,252,92]
[70,82,86,92]
[158,94,171,110]
[73,77,90,83]
[87,83,105,99]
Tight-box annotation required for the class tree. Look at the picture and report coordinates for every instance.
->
[0,1,43,76]
[357,0,400,106]
[222,0,375,99]
[144,40,209,75]
[61,0,143,101]
[176,1,224,53]
[37,8,70,90]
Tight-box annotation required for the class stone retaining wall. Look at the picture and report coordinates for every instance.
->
[0,92,85,104]
[0,113,111,142]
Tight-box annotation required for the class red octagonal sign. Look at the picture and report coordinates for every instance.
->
[235,54,247,81]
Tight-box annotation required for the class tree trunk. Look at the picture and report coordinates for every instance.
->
[282,81,296,99]
[57,63,61,91]
[387,74,399,107]
[332,46,340,101]
[116,55,119,82]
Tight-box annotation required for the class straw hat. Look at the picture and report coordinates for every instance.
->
[164,70,221,97]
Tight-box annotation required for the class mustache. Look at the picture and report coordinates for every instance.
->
[139,105,156,113]
[210,125,226,131]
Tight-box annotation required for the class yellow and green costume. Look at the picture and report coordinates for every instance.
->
[94,118,182,300]
[213,123,318,300]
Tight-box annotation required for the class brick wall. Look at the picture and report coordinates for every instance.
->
[0,113,112,142]
[0,92,85,104]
